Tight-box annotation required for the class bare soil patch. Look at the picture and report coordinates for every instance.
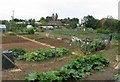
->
[2,55,74,80]
[2,35,48,51]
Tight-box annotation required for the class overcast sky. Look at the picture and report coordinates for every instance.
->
[0,0,119,20]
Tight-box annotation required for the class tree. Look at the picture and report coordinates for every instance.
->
[83,15,99,29]
[118,21,120,33]
[40,17,45,21]
[28,19,36,27]
[55,13,58,21]
[70,18,79,24]
[40,20,47,25]
[14,18,25,22]
[60,17,79,29]
[52,13,55,21]
[46,16,52,22]
[69,22,77,29]
[69,18,79,29]
[104,19,118,32]
[40,17,47,25]
[60,18,70,24]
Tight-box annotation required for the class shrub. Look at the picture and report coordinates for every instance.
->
[113,33,120,40]
[27,28,35,34]
[26,54,109,81]
[8,48,27,58]
[97,28,112,34]
[114,72,120,82]
[87,40,106,52]
[81,39,106,53]
[18,48,71,61]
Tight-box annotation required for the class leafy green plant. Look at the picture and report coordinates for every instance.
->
[8,48,27,58]
[81,39,106,53]
[26,71,63,82]
[114,73,120,82]
[18,48,71,61]
[26,28,35,34]
[97,28,112,34]
[26,54,109,81]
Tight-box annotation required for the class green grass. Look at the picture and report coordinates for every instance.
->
[51,29,107,39]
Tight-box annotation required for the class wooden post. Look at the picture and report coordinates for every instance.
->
[85,37,87,54]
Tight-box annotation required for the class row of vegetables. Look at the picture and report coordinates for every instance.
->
[25,54,110,81]
[9,48,71,61]
[9,47,119,81]
[72,39,107,54]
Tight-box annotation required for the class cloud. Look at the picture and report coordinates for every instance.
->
[0,0,119,20]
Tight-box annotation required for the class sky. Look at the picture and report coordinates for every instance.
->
[0,0,119,21]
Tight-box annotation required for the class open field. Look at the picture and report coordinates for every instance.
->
[2,30,119,81]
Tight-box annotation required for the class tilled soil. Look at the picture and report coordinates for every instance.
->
[2,35,48,51]
[2,55,74,80]
[2,35,74,80]
[2,35,119,81]
[24,35,78,51]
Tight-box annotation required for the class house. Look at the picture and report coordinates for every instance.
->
[26,25,33,29]
[48,20,62,25]
[0,24,6,32]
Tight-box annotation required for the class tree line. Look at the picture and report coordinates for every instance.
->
[0,14,119,32]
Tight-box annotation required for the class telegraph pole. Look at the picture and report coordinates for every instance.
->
[12,10,14,25]
[10,10,14,31]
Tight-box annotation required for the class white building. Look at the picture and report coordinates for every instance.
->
[40,26,54,30]
[26,25,33,29]
[0,24,6,32]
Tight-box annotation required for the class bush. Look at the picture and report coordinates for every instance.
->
[18,48,71,61]
[26,54,109,81]
[114,72,120,82]
[27,28,35,34]
[113,33,120,40]
[87,40,106,52]
[8,48,27,58]
[97,28,112,34]
[81,39,106,53]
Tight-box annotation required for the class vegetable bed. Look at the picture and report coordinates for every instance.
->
[17,47,71,61]
[26,54,109,81]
